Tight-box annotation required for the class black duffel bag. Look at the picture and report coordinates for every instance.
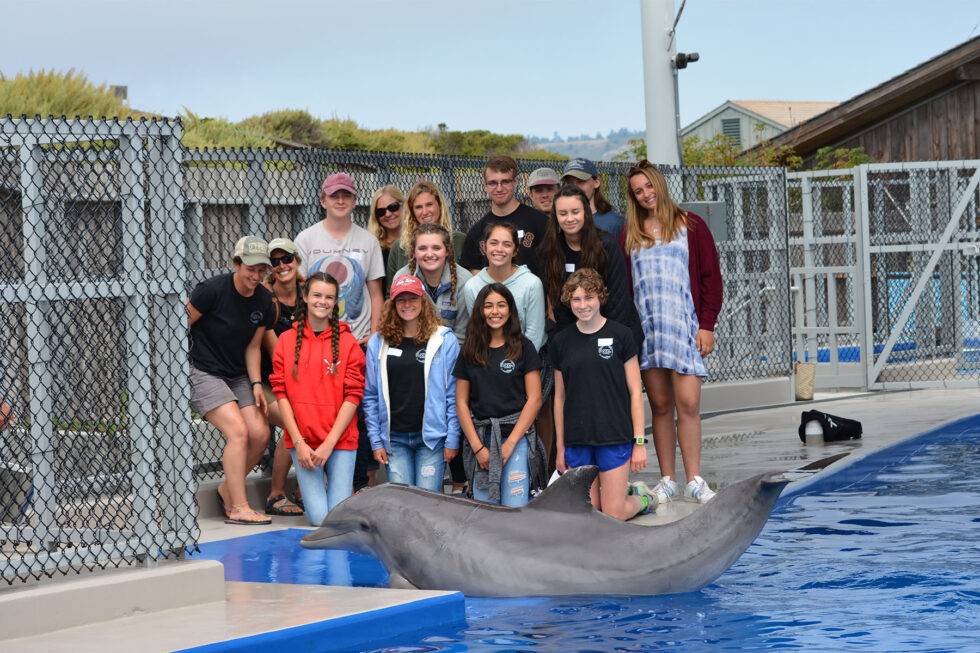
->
[798,409,863,443]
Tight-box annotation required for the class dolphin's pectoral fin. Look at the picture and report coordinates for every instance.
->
[389,571,419,590]
[525,465,598,514]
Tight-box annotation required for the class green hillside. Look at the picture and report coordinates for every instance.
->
[1,69,564,159]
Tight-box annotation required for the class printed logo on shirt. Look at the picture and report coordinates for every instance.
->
[597,337,614,360]
[415,349,427,364]
[309,254,367,322]
[249,310,264,325]
[521,232,535,249]
[499,359,516,374]
[324,358,338,375]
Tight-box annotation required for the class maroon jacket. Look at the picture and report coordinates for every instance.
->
[618,212,723,332]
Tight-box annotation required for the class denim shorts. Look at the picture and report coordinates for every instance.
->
[564,442,632,472]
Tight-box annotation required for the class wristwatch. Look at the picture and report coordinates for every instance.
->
[634,435,647,446]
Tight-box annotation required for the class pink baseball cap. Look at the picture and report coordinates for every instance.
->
[390,274,425,299]
[321,172,357,196]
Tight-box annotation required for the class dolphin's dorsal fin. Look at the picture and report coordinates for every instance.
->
[525,465,598,514]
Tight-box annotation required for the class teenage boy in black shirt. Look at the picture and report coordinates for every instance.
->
[459,155,547,279]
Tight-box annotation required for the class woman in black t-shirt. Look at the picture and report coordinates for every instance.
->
[453,283,545,506]
[188,236,275,525]
[550,269,655,520]
[260,237,305,517]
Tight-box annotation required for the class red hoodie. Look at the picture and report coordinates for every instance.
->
[270,320,365,449]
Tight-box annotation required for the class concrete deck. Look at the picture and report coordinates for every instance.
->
[2,387,977,652]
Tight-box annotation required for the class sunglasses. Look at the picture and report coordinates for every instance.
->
[375,202,401,218]
[270,253,295,267]
[627,159,656,175]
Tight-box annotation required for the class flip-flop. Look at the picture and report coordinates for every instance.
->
[225,505,271,525]
[265,494,304,516]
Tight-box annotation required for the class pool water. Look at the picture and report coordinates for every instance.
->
[369,415,980,652]
[193,415,980,651]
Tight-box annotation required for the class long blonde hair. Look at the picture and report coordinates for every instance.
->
[397,181,455,256]
[624,160,689,253]
[367,185,405,247]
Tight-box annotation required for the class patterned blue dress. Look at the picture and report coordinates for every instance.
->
[630,228,707,377]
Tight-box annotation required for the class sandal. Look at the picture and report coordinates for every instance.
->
[265,494,304,516]
[224,503,271,525]
[290,492,304,510]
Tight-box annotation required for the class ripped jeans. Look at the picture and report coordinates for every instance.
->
[387,431,445,493]
[472,436,529,507]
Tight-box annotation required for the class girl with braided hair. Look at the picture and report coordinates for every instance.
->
[392,222,473,344]
[269,272,366,526]
[363,275,460,493]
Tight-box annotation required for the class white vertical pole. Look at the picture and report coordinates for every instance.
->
[640,0,680,166]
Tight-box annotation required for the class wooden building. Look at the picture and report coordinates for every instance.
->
[767,36,980,166]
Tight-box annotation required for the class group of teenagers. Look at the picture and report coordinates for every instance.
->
[187,154,723,528]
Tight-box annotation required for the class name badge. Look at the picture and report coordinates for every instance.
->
[388,348,402,357]
[517,230,525,239]
[565,263,575,272]
[597,338,613,346]
[350,251,363,261]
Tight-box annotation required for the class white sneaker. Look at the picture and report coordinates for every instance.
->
[685,476,716,504]
[649,476,680,504]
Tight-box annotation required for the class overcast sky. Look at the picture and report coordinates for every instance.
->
[2,0,977,138]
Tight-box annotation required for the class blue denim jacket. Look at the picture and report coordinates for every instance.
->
[364,326,461,453]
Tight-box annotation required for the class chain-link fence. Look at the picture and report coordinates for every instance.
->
[1,117,196,583]
[2,116,793,582]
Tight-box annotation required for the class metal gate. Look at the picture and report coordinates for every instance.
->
[789,161,980,390]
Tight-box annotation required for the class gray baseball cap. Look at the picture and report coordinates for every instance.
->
[233,235,272,266]
[528,167,560,187]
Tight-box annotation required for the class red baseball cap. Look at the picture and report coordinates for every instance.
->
[321,172,357,196]
[390,274,425,299]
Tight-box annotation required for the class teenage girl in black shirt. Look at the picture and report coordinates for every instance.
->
[550,269,656,520]
[453,283,545,506]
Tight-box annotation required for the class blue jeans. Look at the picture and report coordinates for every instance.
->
[473,436,530,507]
[290,448,356,527]
[387,431,445,493]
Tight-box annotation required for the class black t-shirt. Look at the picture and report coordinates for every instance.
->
[549,230,644,349]
[260,284,300,383]
[387,338,427,433]
[549,319,638,447]
[189,273,276,377]
[458,204,547,278]
[453,336,541,421]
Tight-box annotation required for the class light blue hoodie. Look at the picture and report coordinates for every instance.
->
[459,264,546,350]
[363,325,460,452]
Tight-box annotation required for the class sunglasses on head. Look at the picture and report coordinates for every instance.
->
[627,159,656,175]
[270,253,295,267]
[375,202,401,218]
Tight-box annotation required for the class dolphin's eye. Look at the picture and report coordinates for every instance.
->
[359,522,371,532]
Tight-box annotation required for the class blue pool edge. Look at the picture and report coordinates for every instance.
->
[172,591,466,653]
[779,411,980,501]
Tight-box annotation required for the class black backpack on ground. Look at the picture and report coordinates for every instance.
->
[798,409,863,443]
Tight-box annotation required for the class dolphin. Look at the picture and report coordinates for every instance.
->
[301,465,794,597]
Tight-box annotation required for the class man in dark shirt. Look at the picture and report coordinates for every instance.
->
[459,155,547,278]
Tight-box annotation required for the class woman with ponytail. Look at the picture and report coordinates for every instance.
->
[269,272,366,526]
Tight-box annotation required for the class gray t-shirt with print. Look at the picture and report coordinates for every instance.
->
[294,221,384,340]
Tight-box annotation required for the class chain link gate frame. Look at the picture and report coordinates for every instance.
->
[1,118,196,583]
[789,161,980,390]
